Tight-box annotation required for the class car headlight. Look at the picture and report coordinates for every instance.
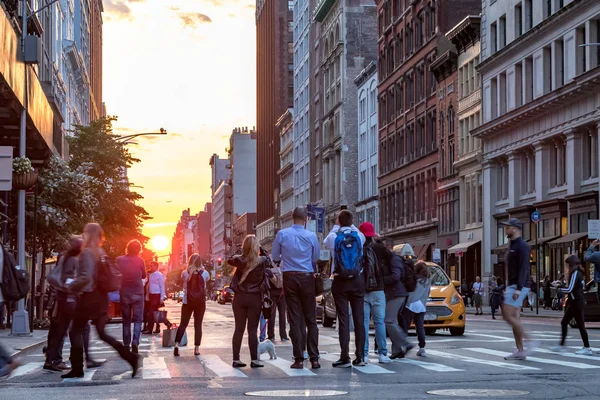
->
[450,293,462,305]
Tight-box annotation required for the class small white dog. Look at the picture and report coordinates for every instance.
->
[258,339,277,360]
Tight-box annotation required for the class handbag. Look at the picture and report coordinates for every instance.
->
[162,323,188,347]
[262,294,273,320]
[154,309,169,325]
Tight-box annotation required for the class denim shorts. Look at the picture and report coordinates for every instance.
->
[504,285,530,308]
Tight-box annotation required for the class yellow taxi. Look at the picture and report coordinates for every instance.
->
[421,261,466,336]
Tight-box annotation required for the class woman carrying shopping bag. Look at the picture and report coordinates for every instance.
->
[173,254,210,357]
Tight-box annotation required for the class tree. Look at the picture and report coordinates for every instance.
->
[67,116,150,257]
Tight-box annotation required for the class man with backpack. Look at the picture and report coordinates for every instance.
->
[324,210,367,367]
[359,222,392,364]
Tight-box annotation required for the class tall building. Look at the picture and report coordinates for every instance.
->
[354,62,379,231]
[312,0,378,228]
[170,209,196,270]
[430,31,460,276]
[228,127,257,217]
[209,153,229,196]
[89,0,103,121]
[74,0,92,125]
[446,15,483,282]
[375,0,480,258]
[475,0,600,284]
[233,212,258,254]
[278,109,294,228]
[255,0,294,227]
[194,203,212,264]
[211,182,232,262]
[293,0,311,208]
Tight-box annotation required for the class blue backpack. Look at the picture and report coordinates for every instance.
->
[334,230,363,279]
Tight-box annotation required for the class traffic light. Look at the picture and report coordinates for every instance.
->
[217,257,222,266]
[217,273,222,279]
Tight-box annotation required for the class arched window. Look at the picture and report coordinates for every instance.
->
[439,111,445,136]
[448,106,455,134]
[329,32,335,52]
[335,23,340,43]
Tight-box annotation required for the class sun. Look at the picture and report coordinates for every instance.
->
[151,236,169,252]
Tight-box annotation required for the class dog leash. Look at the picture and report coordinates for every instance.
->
[260,319,268,337]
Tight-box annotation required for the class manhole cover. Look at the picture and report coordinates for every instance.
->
[245,390,347,397]
[427,389,529,397]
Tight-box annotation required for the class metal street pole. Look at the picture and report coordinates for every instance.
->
[536,216,539,315]
[12,0,31,336]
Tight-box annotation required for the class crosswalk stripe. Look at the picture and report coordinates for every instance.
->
[197,354,247,378]
[263,357,316,376]
[63,369,96,383]
[535,348,600,360]
[142,357,172,379]
[392,358,464,372]
[427,350,539,371]
[467,348,600,369]
[9,362,43,379]
[318,354,392,374]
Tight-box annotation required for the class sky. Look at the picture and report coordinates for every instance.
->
[102,0,256,255]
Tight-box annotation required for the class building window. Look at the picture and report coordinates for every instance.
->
[497,158,509,201]
[448,139,455,175]
[417,65,425,101]
[448,106,455,135]
[490,21,497,54]
[371,165,377,197]
[584,131,598,180]
[521,149,536,195]
[543,0,552,19]
[550,137,566,188]
[515,2,522,38]
[397,81,404,114]
[499,15,507,50]
[427,110,436,151]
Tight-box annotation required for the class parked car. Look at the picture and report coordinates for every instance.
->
[569,280,600,327]
[218,285,234,304]
[319,262,466,336]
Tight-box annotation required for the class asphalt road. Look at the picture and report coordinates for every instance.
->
[1,300,600,400]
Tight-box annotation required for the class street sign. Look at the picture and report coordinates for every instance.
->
[432,248,441,263]
[456,250,464,258]
[531,210,541,223]
[306,204,325,233]
[319,249,330,261]
[0,147,12,191]
[588,220,600,239]
[306,219,317,234]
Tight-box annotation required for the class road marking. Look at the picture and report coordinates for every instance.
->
[9,362,43,378]
[142,357,172,379]
[467,348,600,369]
[536,348,600,361]
[427,350,539,371]
[63,369,96,383]
[264,357,317,376]
[197,354,247,378]
[392,358,464,372]
[464,333,513,342]
[318,335,339,346]
[318,354,392,374]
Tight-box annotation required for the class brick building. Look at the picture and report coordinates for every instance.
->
[312,0,378,228]
[255,0,293,227]
[194,203,212,264]
[430,34,459,272]
[233,213,258,254]
[90,0,103,120]
[375,0,480,258]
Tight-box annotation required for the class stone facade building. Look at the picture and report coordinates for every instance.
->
[312,0,378,227]
[474,0,600,283]
[278,109,295,229]
[354,61,379,232]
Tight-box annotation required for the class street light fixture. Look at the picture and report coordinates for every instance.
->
[115,128,168,145]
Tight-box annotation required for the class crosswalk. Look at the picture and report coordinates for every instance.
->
[8,344,600,383]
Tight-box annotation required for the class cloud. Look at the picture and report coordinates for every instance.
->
[169,6,180,11]
[178,12,213,28]
[103,0,143,20]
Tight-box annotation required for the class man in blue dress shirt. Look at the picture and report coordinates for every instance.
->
[271,207,321,370]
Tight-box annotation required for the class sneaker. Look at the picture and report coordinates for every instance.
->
[43,363,62,373]
[378,354,392,364]
[504,350,526,360]
[402,344,415,356]
[352,358,366,367]
[416,348,427,357]
[575,347,593,356]
[332,359,352,368]
[550,345,567,353]
[55,362,70,370]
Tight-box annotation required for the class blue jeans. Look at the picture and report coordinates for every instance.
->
[259,313,267,342]
[364,290,387,356]
[121,293,144,347]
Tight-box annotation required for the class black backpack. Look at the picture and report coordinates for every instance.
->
[363,244,380,292]
[402,256,417,293]
[187,271,206,303]
[1,247,30,301]
[96,255,122,293]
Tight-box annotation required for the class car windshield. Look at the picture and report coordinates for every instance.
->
[428,266,450,287]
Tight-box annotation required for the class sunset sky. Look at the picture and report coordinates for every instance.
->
[102,0,256,255]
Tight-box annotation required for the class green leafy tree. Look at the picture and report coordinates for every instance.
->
[68,116,150,257]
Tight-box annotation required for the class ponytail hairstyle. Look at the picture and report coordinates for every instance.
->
[414,261,430,283]
[187,253,203,275]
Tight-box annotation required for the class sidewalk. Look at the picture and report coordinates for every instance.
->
[0,329,48,357]
[465,306,563,319]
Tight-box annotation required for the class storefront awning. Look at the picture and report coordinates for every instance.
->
[528,236,560,248]
[491,243,509,255]
[448,240,480,254]
[548,232,588,249]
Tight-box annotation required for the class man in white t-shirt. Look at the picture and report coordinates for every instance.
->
[472,276,484,315]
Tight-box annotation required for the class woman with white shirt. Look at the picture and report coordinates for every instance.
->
[173,254,210,357]
[401,261,431,357]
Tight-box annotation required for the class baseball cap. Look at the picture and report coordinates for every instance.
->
[359,222,376,237]
[500,218,523,230]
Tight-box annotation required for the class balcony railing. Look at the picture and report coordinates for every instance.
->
[458,89,481,113]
